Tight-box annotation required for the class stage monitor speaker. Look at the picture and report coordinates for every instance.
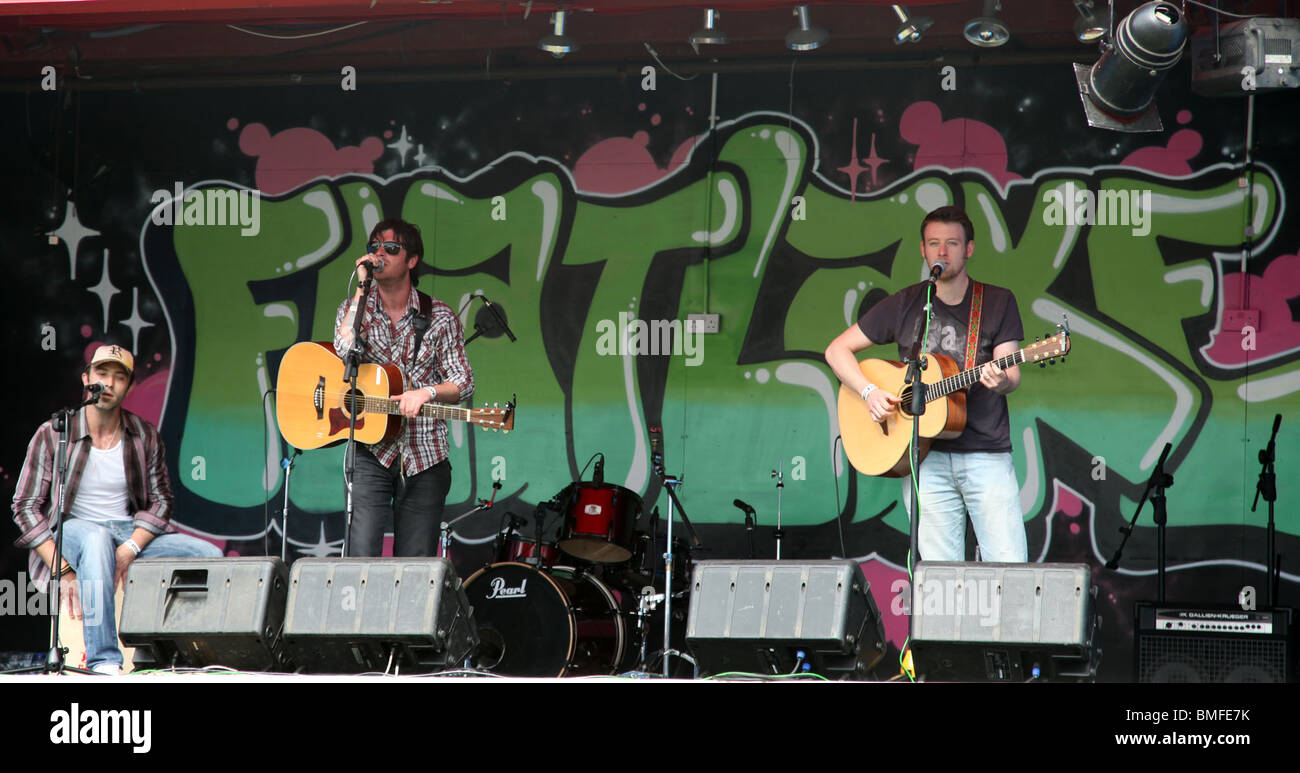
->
[283,558,477,674]
[119,557,289,671]
[1135,604,1293,682]
[908,561,1098,682]
[685,559,887,679]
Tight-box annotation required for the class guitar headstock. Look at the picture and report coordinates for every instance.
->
[1024,328,1070,366]
[470,395,516,433]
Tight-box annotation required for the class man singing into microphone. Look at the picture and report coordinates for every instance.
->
[11,345,223,675]
[824,205,1027,562]
[334,219,474,557]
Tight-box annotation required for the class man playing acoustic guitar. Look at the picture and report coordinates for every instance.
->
[334,219,474,557]
[825,205,1028,562]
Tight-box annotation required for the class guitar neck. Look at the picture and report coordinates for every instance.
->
[929,350,1024,399]
[367,394,472,423]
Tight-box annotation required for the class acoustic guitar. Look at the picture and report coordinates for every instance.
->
[275,341,514,450]
[838,331,1069,477]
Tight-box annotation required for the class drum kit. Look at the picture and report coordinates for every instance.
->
[450,476,697,678]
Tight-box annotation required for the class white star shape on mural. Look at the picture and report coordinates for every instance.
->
[47,199,101,281]
[387,125,414,166]
[120,287,154,354]
[87,249,119,333]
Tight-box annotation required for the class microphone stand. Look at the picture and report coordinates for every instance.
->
[1107,443,1174,601]
[649,427,702,678]
[770,463,785,560]
[341,273,376,558]
[438,481,501,561]
[1251,414,1281,607]
[279,448,302,563]
[463,294,517,347]
[901,277,938,577]
[6,397,99,675]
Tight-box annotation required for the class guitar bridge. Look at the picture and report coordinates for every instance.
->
[314,376,325,420]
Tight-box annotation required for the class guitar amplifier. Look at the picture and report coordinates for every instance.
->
[908,562,1098,682]
[1135,604,1293,683]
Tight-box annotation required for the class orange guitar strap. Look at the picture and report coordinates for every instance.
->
[963,281,985,370]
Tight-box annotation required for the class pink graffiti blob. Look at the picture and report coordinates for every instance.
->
[899,101,1020,187]
[572,130,698,194]
[122,368,170,426]
[1204,252,1300,364]
[858,558,909,650]
[238,123,385,196]
[1122,112,1202,175]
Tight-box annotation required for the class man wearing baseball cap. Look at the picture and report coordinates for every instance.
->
[11,344,222,675]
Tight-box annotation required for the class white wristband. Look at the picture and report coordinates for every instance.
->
[125,539,142,556]
[860,383,878,401]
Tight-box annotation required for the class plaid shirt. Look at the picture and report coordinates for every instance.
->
[10,408,175,591]
[334,285,474,476]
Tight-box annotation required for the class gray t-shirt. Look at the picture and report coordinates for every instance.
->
[857,279,1024,453]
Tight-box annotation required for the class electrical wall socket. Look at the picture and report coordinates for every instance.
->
[687,313,721,334]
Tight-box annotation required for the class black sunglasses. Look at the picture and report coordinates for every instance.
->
[367,240,404,256]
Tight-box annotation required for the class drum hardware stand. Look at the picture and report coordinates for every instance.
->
[1252,414,1282,607]
[770,463,785,560]
[1106,442,1174,601]
[438,481,502,560]
[4,395,101,676]
[648,425,703,678]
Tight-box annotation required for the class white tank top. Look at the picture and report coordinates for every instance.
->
[69,439,131,523]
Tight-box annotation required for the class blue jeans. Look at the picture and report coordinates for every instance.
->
[903,450,1028,563]
[60,518,223,670]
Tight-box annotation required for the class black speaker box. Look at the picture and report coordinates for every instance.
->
[908,561,1098,682]
[120,557,290,671]
[1135,604,1293,683]
[685,559,887,679]
[283,558,477,674]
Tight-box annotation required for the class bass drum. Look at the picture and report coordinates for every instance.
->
[463,563,628,677]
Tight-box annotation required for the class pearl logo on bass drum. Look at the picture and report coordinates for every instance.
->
[486,576,528,599]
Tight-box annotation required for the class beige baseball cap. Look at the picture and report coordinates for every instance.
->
[90,344,134,376]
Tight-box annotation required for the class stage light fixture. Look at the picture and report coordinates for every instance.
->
[690,8,729,49]
[964,0,1010,48]
[891,5,934,45]
[1074,1,1187,132]
[785,5,828,52]
[538,9,579,58]
[1073,0,1108,43]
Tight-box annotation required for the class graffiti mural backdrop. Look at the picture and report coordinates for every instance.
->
[4,63,1299,679]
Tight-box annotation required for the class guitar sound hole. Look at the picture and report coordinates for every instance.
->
[343,388,365,417]
[897,387,915,417]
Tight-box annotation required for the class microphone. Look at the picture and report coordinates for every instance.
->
[593,454,605,485]
[83,383,107,405]
[732,499,755,516]
[359,258,385,285]
[927,261,947,281]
